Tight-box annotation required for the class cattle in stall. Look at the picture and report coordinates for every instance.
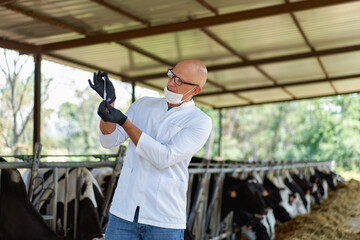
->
[309,168,331,200]
[0,157,69,240]
[290,173,313,212]
[262,176,291,223]
[22,168,104,240]
[221,176,272,240]
[283,173,310,213]
[271,174,306,217]
[315,168,336,191]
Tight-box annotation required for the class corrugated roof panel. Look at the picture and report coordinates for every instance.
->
[196,93,249,108]
[107,0,212,26]
[128,33,183,65]
[0,7,79,44]
[201,55,242,68]
[178,30,232,60]
[200,82,224,94]
[54,42,163,74]
[130,51,168,71]
[206,0,283,14]
[207,14,310,60]
[129,29,231,66]
[240,88,291,103]
[295,1,360,50]
[143,78,166,90]
[320,50,360,78]
[260,58,325,83]
[286,82,335,98]
[18,0,140,34]
[332,78,360,94]
[208,67,273,90]
[124,65,166,78]
[52,43,132,74]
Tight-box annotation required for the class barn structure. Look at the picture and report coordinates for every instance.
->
[1,0,360,239]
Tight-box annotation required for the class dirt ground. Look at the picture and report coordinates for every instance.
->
[274,179,360,240]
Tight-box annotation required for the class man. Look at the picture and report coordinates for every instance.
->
[89,59,212,240]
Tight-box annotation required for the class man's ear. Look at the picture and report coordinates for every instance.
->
[193,86,201,96]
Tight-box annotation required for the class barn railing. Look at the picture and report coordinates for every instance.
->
[187,159,336,240]
[1,145,359,240]
[0,143,126,239]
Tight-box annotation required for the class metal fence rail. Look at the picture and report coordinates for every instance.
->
[2,148,358,240]
[0,144,126,239]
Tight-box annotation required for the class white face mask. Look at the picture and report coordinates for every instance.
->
[164,86,196,105]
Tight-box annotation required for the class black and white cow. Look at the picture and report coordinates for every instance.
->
[0,157,69,240]
[221,175,275,240]
[271,173,307,218]
[262,176,291,223]
[91,167,117,203]
[22,167,104,240]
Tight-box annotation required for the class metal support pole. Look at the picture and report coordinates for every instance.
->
[187,167,211,239]
[198,172,211,240]
[33,53,41,151]
[63,168,69,237]
[100,145,126,225]
[187,174,194,216]
[205,171,225,237]
[132,81,136,103]
[51,168,58,231]
[73,168,82,239]
[218,109,223,160]
[28,142,42,200]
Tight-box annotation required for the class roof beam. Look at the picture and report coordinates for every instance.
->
[195,0,218,15]
[128,43,360,82]
[0,38,39,53]
[39,0,357,51]
[211,90,360,109]
[197,72,360,97]
[0,0,18,6]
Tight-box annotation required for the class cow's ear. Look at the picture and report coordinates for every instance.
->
[230,190,237,198]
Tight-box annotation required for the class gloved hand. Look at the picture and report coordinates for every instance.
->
[97,100,127,126]
[88,70,116,104]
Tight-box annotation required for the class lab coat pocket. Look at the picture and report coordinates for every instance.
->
[157,176,186,219]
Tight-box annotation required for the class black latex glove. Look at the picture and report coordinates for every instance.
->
[97,100,127,126]
[88,70,116,104]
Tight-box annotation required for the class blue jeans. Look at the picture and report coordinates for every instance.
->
[105,207,184,240]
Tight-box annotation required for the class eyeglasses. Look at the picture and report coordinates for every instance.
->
[167,69,199,86]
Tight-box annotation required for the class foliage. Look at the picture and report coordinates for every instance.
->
[198,94,360,164]
[0,49,53,154]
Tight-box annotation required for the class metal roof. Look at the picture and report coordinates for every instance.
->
[1,0,360,108]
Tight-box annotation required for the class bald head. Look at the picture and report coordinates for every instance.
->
[173,59,208,89]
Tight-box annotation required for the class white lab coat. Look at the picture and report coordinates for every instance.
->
[100,96,212,229]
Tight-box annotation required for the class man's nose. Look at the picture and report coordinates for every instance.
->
[168,78,176,86]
